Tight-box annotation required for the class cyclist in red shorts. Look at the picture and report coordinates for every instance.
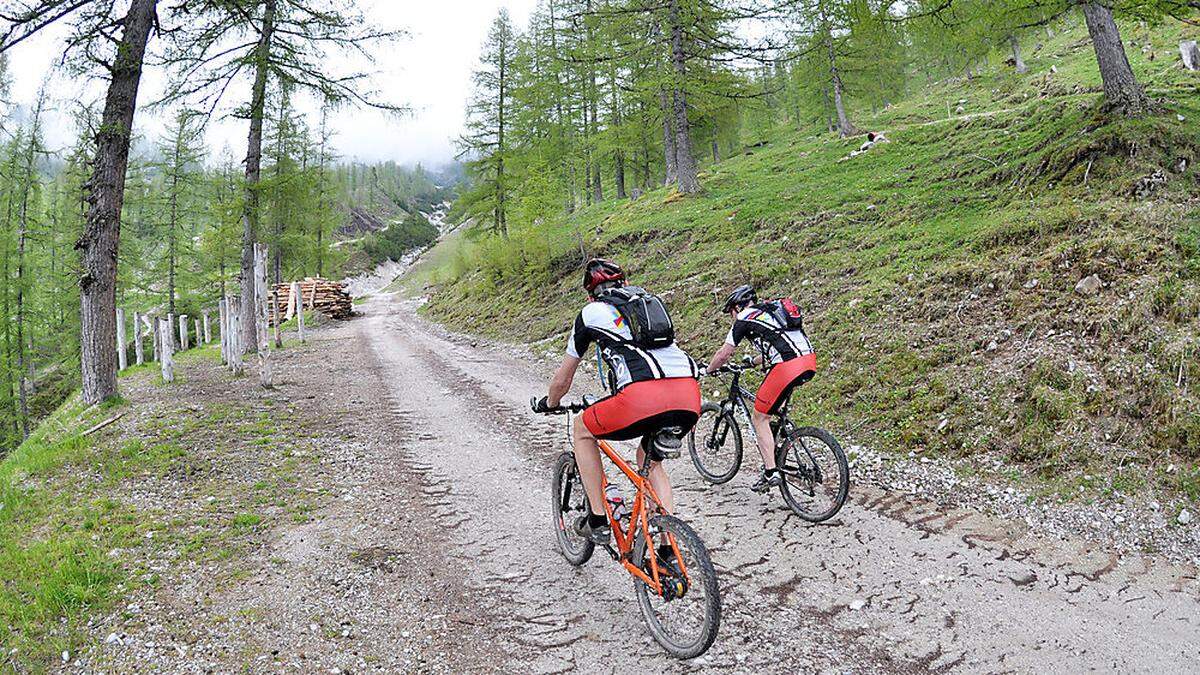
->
[704,284,817,492]
[534,259,701,544]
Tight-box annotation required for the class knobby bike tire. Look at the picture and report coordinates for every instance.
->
[551,452,595,565]
[687,402,744,484]
[776,426,850,523]
[632,515,721,659]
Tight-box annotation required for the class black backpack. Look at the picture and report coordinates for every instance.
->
[598,286,676,349]
[758,298,805,331]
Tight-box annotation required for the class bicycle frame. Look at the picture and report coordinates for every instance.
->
[707,368,803,460]
[562,410,689,596]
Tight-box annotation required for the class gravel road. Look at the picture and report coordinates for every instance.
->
[72,291,1198,674]
[353,292,1200,673]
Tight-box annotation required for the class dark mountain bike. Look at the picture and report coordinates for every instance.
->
[688,364,849,522]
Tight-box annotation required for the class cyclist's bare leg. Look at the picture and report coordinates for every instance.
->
[571,415,607,517]
[636,444,673,546]
[635,444,674,512]
[750,409,778,471]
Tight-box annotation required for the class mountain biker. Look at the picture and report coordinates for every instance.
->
[534,258,701,546]
[704,284,816,492]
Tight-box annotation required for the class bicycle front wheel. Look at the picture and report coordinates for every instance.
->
[776,426,849,522]
[551,452,594,565]
[687,403,743,484]
[632,515,721,659]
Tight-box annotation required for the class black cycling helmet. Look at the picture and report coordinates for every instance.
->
[583,258,626,294]
[722,284,757,313]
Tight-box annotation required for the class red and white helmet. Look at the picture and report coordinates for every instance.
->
[583,258,625,294]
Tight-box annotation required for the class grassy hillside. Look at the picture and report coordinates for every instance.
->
[421,20,1200,503]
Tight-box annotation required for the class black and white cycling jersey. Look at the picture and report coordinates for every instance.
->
[566,301,699,390]
[726,305,814,365]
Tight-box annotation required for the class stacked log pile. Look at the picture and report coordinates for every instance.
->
[270,277,353,324]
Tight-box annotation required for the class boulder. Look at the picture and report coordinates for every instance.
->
[1074,274,1103,296]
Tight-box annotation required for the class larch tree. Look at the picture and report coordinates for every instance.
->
[159,0,405,351]
[458,9,517,236]
[1,0,162,404]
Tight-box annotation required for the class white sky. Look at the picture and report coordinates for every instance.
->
[4,0,538,167]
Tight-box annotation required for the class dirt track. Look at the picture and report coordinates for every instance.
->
[354,293,1199,673]
[78,291,1199,673]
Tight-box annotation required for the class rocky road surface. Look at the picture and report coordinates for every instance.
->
[76,291,1199,674]
[353,293,1199,673]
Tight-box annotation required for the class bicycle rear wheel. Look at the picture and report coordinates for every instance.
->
[551,452,594,565]
[632,515,721,659]
[687,403,743,484]
[776,426,850,522]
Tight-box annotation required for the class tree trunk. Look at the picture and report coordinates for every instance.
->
[668,0,699,194]
[241,0,277,355]
[1010,35,1028,74]
[711,139,719,163]
[78,0,159,405]
[660,89,677,186]
[614,150,626,199]
[823,18,856,138]
[168,138,180,314]
[1081,2,1149,114]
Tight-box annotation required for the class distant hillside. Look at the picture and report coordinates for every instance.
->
[422,21,1200,503]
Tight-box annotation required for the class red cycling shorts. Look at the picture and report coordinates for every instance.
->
[582,377,702,441]
[754,353,817,415]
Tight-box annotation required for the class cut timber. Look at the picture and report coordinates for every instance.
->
[269,277,353,324]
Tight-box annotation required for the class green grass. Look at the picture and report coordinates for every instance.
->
[419,19,1200,501]
[0,353,326,668]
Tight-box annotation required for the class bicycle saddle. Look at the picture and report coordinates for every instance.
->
[646,426,685,460]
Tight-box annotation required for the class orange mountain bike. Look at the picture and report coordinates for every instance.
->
[534,398,721,659]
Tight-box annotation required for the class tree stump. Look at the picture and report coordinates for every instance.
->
[179,314,189,351]
[203,312,211,344]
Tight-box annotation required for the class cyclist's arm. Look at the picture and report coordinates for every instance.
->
[548,355,581,407]
[706,343,735,375]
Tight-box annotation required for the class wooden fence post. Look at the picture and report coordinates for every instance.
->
[194,318,201,349]
[203,312,211,344]
[254,244,273,387]
[228,296,244,376]
[116,307,127,371]
[178,314,189,351]
[292,281,305,343]
[159,318,174,383]
[218,299,228,363]
[271,288,283,348]
[151,315,160,362]
[133,311,145,365]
